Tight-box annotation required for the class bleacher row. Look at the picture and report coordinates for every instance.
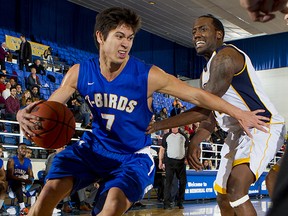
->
[0,27,97,67]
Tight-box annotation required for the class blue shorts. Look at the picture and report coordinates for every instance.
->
[46,132,155,202]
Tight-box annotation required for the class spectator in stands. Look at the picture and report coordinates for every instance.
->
[157,107,168,121]
[0,144,8,215]
[159,127,189,209]
[6,143,38,215]
[2,82,11,100]
[24,97,33,107]
[9,77,17,88]
[27,67,41,90]
[5,86,20,121]
[0,42,9,72]
[0,74,6,94]
[170,103,181,117]
[42,47,53,69]
[183,124,193,138]
[30,59,46,75]
[208,159,215,170]
[15,84,22,101]
[20,90,32,107]
[172,98,183,108]
[203,160,212,170]
[17,35,32,71]
[31,86,41,101]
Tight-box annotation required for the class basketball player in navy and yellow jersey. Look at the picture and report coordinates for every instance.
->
[148,15,285,216]
[17,8,269,216]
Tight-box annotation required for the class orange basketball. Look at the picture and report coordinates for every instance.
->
[29,101,75,149]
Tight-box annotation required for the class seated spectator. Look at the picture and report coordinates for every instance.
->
[2,82,11,100]
[156,107,168,121]
[0,74,6,94]
[24,97,33,107]
[31,86,41,101]
[170,103,181,117]
[15,84,22,101]
[27,67,41,90]
[9,77,17,88]
[29,59,46,75]
[203,160,212,170]
[5,86,20,121]
[20,90,32,107]
[184,124,195,139]
[208,160,215,170]
[172,97,183,108]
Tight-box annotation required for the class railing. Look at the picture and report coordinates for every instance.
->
[0,119,91,158]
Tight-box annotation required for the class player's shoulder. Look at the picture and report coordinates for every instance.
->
[216,44,243,58]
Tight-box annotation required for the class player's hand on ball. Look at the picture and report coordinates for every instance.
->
[16,101,43,138]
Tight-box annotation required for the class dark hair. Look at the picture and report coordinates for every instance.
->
[199,14,225,40]
[10,86,16,91]
[94,7,141,49]
[18,143,27,148]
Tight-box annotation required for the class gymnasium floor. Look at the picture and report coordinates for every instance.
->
[59,197,271,215]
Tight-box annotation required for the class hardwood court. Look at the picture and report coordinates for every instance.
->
[66,197,271,216]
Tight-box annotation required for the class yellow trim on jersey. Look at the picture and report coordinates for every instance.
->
[271,163,280,172]
[233,158,250,167]
[234,62,246,76]
[230,85,250,110]
[214,183,227,194]
[255,131,272,180]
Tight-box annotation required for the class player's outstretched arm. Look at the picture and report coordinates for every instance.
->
[146,106,210,134]
[148,65,269,137]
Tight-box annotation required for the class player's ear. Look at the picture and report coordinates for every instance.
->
[96,31,104,44]
[216,30,223,40]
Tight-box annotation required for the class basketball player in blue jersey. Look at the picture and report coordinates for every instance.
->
[147,14,285,216]
[7,143,35,215]
[17,8,269,216]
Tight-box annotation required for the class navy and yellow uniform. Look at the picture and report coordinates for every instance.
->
[201,44,286,194]
[47,56,155,203]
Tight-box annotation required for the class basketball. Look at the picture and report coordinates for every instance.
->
[29,101,75,149]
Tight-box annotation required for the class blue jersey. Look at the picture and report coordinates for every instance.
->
[10,156,31,179]
[77,56,153,153]
[0,158,3,169]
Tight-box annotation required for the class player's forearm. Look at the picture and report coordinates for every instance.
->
[193,89,243,120]
[154,107,210,131]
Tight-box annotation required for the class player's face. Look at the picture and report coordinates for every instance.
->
[99,24,135,64]
[192,17,219,59]
[18,145,27,157]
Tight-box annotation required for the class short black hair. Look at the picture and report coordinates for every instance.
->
[199,14,225,39]
[94,7,141,49]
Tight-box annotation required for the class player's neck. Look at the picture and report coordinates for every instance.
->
[100,56,129,81]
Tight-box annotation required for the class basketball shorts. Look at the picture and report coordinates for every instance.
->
[214,117,286,194]
[46,132,155,202]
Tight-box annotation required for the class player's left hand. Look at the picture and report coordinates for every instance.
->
[237,109,269,138]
